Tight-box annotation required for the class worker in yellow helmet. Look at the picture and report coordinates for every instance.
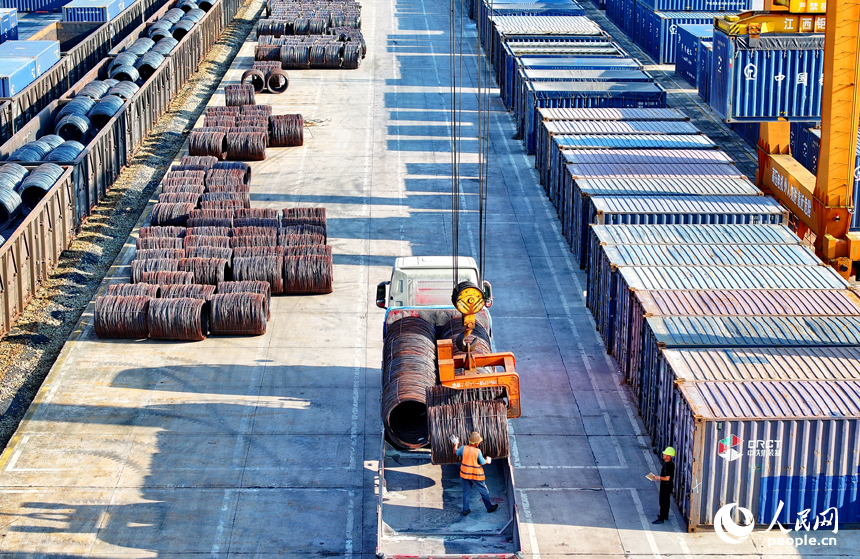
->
[452,431,499,516]
[650,447,675,524]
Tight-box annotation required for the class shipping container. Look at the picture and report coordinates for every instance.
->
[479,3,586,55]
[637,10,718,64]
[711,31,824,122]
[607,265,849,355]
[0,40,59,76]
[521,82,668,153]
[27,20,113,97]
[675,24,712,86]
[697,40,712,103]
[730,121,760,149]
[507,67,650,110]
[0,0,64,11]
[673,379,860,529]
[638,0,749,9]
[0,56,33,96]
[0,8,17,43]
[63,0,127,21]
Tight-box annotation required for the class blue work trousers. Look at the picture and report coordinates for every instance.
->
[462,477,492,512]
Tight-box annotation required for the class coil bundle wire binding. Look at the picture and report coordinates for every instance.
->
[126,37,156,55]
[181,155,219,169]
[162,183,205,195]
[158,192,201,204]
[0,189,22,228]
[165,169,206,183]
[152,37,180,55]
[184,235,231,249]
[428,399,510,464]
[135,248,185,260]
[141,270,194,284]
[171,18,196,41]
[283,254,333,294]
[45,141,85,161]
[110,64,140,82]
[209,293,267,335]
[161,283,216,300]
[216,280,271,318]
[0,163,29,190]
[106,283,161,297]
[186,225,230,237]
[189,131,227,160]
[187,245,233,260]
[233,256,284,294]
[107,81,140,100]
[233,246,284,258]
[139,225,186,238]
[231,235,277,248]
[131,258,179,283]
[78,80,111,99]
[148,298,209,341]
[269,114,303,147]
[58,96,96,120]
[202,192,250,207]
[137,237,184,250]
[17,163,64,210]
[55,114,90,142]
[178,257,228,284]
[94,295,151,338]
[109,52,138,73]
[225,84,256,106]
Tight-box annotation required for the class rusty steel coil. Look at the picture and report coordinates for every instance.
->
[285,206,325,220]
[241,69,266,93]
[186,226,231,237]
[226,131,267,161]
[233,246,284,258]
[235,114,268,124]
[225,84,256,106]
[209,293,267,335]
[211,161,251,183]
[232,226,277,237]
[269,114,303,147]
[428,400,510,465]
[148,298,208,341]
[162,184,205,195]
[206,106,240,116]
[200,199,245,211]
[205,183,250,196]
[164,170,206,183]
[238,208,278,219]
[205,172,247,189]
[381,316,437,449]
[232,256,284,294]
[267,68,289,93]
[141,270,194,284]
[255,44,281,61]
[106,283,161,298]
[204,116,236,128]
[440,317,492,356]
[283,244,331,257]
[135,248,185,260]
[184,235,231,249]
[161,179,204,190]
[170,164,207,172]
[283,254,332,294]
[279,233,325,246]
[426,385,507,408]
[160,283,216,300]
[216,280,271,317]
[180,155,218,169]
[151,203,195,226]
[234,218,280,229]
[131,258,179,283]
[190,209,235,220]
[279,224,326,239]
[201,192,250,205]
[94,295,151,339]
[137,237,184,250]
[240,104,272,115]
[230,235,277,248]
[158,192,200,205]
[189,131,227,160]
[282,216,326,241]
[186,246,233,261]
[252,60,280,71]
[178,257,228,285]
[139,226,185,238]
[187,217,233,228]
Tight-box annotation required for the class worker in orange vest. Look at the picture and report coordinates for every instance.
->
[453,431,499,516]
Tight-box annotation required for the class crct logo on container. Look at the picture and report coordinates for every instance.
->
[718,434,743,461]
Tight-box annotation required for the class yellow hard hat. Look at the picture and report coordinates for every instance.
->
[663,447,676,457]
[469,431,483,444]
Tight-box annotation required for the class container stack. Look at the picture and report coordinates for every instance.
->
[0,9,18,43]
[0,40,60,96]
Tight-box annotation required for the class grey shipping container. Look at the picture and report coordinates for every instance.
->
[536,107,688,121]
[642,318,860,453]
[673,379,860,529]
[572,193,783,270]
[606,265,849,356]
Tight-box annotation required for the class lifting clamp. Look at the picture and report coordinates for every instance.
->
[437,339,521,418]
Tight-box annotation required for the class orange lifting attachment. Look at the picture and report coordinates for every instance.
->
[437,338,522,419]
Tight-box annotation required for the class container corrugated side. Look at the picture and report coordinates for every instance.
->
[674,380,860,529]
[675,24,713,86]
[491,16,605,74]
[589,223,800,247]
[509,67,649,110]
[537,107,686,121]
[638,0,749,9]
[697,40,712,102]
[640,10,719,64]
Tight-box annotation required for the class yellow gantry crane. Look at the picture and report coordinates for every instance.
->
[717,0,860,278]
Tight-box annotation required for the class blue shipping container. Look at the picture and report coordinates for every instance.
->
[0,8,17,43]
[710,31,825,122]
[512,68,652,116]
[63,0,125,21]
[0,40,59,77]
[697,40,712,102]
[0,55,33,96]
[675,24,712,86]
[638,0,749,10]
[639,10,718,65]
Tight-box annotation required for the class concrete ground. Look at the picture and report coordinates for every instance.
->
[0,0,856,558]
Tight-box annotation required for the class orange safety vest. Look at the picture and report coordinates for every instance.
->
[460,445,485,481]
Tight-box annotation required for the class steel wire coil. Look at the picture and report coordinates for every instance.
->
[230,235,277,248]
[88,95,125,130]
[293,17,310,34]
[241,69,266,93]
[235,114,269,125]
[205,182,249,194]
[309,44,325,66]
[205,169,246,188]
[342,43,361,69]
[141,270,193,284]
[226,131,267,161]
[266,68,289,93]
[233,246,284,258]
[282,212,326,229]
[253,60,281,71]
[0,189,22,227]
[45,141,85,161]
[107,282,161,297]
[206,106,240,115]
[153,37,179,55]
[203,116,235,127]
[0,163,28,190]
[428,400,510,464]
[189,131,227,160]
[8,145,44,162]
[187,217,233,228]
[94,295,150,338]
[171,17,196,41]
[216,280,271,317]
[324,43,341,68]
[131,258,179,283]
[184,7,205,20]
[201,192,249,207]
[78,80,111,99]
[139,225,185,238]
[200,199,244,211]
[234,217,279,228]
[126,37,156,55]
[162,183,205,195]
[151,202,194,226]
[54,114,90,142]
[109,64,140,82]
[108,81,140,100]
[103,78,119,88]
[283,253,332,294]
[232,127,269,146]
[137,237,184,250]
[58,96,96,120]
[148,25,173,43]
[184,235,231,249]
[308,17,327,34]
[42,134,69,148]
[284,206,325,221]
[269,114,303,146]
[17,164,63,210]
[135,248,185,260]
[162,7,185,23]
[165,170,206,183]
[109,52,138,73]
[158,192,200,205]
[283,244,331,257]
[177,0,198,10]
[25,162,63,183]
[190,209,235,220]
[198,0,213,10]
[280,44,310,68]
[381,316,437,449]
[212,161,251,182]
[426,385,506,408]
[160,283,216,300]
[147,297,208,341]
[232,226,277,237]
[186,245,232,261]
[440,317,492,356]
[178,257,228,285]
[199,126,231,134]
[232,256,283,294]
[225,84,255,106]
[240,104,272,115]
[279,233,324,246]
[168,164,206,172]
[209,293,267,335]
[181,155,218,169]
[279,224,325,239]
[257,18,287,36]
[237,208,278,220]
[186,226,231,237]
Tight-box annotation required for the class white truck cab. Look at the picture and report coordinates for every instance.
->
[376,256,492,309]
